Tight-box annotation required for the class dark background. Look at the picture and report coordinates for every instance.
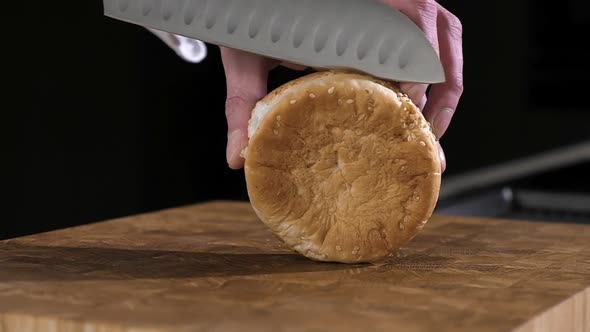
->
[4,1,589,239]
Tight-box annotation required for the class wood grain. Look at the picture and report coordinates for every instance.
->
[0,201,589,332]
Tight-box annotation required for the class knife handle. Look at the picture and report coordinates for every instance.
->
[147,27,208,63]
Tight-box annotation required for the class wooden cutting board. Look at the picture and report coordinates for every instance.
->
[1,201,589,332]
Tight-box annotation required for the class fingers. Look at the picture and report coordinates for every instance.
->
[389,0,440,107]
[417,94,427,111]
[220,47,272,169]
[422,7,464,139]
[384,0,459,172]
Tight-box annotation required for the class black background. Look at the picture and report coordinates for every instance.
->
[4,1,589,239]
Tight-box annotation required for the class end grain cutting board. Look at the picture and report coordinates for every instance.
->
[0,201,589,331]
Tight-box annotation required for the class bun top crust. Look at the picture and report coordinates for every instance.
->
[244,71,441,263]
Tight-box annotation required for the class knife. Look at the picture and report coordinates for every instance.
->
[103,0,444,84]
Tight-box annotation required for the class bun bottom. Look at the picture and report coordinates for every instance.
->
[244,72,441,263]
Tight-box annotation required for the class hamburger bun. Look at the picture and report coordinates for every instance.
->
[243,71,441,263]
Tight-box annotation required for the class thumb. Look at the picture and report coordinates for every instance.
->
[220,47,272,169]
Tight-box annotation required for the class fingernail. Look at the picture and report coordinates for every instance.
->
[226,130,243,166]
[432,108,454,139]
[438,143,447,173]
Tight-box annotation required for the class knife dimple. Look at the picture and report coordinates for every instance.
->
[335,28,349,57]
[141,0,152,16]
[204,0,221,30]
[270,15,284,44]
[225,1,241,34]
[313,22,330,53]
[162,0,177,21]
[247,7,262,39]
[183,0,205,25]
[118,0,129,12]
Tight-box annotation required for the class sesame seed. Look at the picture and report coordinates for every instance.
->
[420,141,426,146]
[346,99,354,104]
[309,93,316,99]
[328,87,335,94]
[290,99,297,105]
[336,245,342,251]
[273,129,279,135]
[399,222,405,230]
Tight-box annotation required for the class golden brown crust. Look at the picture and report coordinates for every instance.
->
[244,71,441,263]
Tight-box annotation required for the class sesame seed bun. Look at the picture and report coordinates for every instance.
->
[244,71,441,263]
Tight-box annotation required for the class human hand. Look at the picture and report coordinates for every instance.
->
[221,48,306,169]
[384,0,464,172]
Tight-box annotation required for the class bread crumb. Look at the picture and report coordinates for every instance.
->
[309,93,316,99]
[336,245,342,251]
